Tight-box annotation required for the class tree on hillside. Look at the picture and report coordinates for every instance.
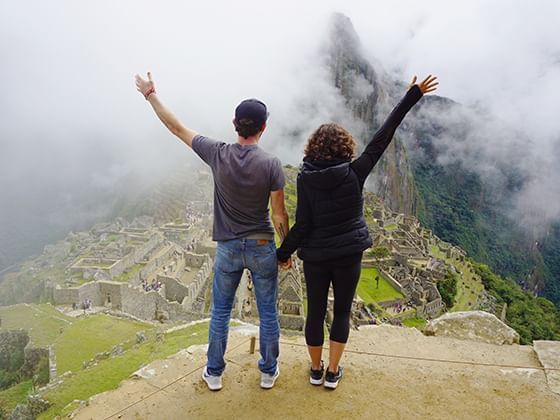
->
[369,246,391,259]
[437,271,458,308]
[474,262,560,344]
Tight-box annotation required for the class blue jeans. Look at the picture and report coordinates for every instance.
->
[206,238,280,376]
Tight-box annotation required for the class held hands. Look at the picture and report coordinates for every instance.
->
[279,258,292,270]
[135,72,156,100]
[409,75,439,94]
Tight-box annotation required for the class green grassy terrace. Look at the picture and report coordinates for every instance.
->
[0,304,73,347]
[430,244,484,311]
[38,321,212,419]
[54,314,149,374]
[0,381,33,415]
[357,267,404,304]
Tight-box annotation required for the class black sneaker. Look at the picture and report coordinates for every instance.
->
[309,361,325,386]
[324,366,343,389]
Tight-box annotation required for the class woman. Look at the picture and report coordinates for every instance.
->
[276,75,438,389]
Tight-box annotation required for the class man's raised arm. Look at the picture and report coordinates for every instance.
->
[135,72,198,148]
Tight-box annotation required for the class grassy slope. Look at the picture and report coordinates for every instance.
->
[402,317,428,329]
[0,380,33,415]
[0,304,73,347]
[54,314,150,374]
[429,245,484,312]
[0,304,154,413]
[38,322,211,419]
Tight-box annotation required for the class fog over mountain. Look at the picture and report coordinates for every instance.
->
[1,0,560,269]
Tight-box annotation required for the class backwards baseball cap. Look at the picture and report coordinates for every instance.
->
[234,99,268,126]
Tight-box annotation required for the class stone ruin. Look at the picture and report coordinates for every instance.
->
[234,262,306,331]
[41,213,215,323]
[50,248,212,323]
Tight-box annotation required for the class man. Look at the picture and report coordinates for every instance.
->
[135,72,290,390]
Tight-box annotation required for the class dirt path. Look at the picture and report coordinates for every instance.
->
[73,325,560,420]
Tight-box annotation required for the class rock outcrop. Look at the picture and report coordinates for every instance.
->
[533,340,560,394]
[0,330,29,372]
[71,325,560,420]
[326,13,417,215]
[424,310,520,345]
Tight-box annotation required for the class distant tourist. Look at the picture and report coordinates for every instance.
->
[277,75,438,389]
[136,73,289,391]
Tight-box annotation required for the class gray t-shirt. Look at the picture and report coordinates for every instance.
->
[192,135,285,241]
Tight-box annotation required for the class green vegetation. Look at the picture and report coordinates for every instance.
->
[113,263,145,283]
[437,271,458,308]
[0,305,152,415]
[0,304,73,347]
[54,314,149,374]
[0,380,33,416]
[76,260,115,269]
[357,267,404,303]
[0,332,26,390]
[474,263,560,344]
[402,317,427,330]
[283,177,297,222]
[542,222,560,307]
[414,161,536,292]
[38,322,211,419]
[365,246,391,259]
[416,159,560,311]
[384,223,397,231]
[430,245,484,311]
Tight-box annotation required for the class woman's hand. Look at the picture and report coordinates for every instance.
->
[279,258,292,270]
[409,75,438,94]
[135,71,156,99]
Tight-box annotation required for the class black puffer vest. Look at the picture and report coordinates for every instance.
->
[297,159,372,261]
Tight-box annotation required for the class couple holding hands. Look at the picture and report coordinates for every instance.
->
[135,71,438,391]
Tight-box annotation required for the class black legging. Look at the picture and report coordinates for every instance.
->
[303,252,362,346]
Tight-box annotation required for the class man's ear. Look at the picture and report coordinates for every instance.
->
[232,118,237,127]
[260,122,267,133]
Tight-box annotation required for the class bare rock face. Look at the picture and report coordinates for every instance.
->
[533,341,560,394]
[424,311,520,345]
[326,13,417,215]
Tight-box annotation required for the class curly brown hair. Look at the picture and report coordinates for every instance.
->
[303,123,356,161]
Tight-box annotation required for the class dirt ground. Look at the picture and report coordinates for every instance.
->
[73,325,560,420]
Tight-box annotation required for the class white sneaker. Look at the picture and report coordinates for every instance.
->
[260,367,280,389]
[202,366,223,391]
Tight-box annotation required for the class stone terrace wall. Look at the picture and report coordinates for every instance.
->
[378,268,406,297]
[52,287,79,305]
[158,275,189,304]
[139,245,177,280]
[77,282,104,306]
[120,285,202,322]
[53,281,105,306]
[99,281,124,309]
[184,252,211,268]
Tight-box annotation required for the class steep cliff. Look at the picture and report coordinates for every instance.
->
[325,14,417,214]
[324,14,556,305]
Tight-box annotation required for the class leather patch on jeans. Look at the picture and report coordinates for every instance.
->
[257,239,269,246]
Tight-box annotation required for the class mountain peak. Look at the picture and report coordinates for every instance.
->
[328,12,362,56]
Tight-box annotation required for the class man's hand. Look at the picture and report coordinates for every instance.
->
[134,71,197,147]
[409,75,439,94]
[135,72,156,99]
[279,258,292,270]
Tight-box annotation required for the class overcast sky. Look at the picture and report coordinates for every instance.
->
[1,0,560,252]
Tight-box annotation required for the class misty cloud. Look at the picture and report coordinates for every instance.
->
[1,0,560,264]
